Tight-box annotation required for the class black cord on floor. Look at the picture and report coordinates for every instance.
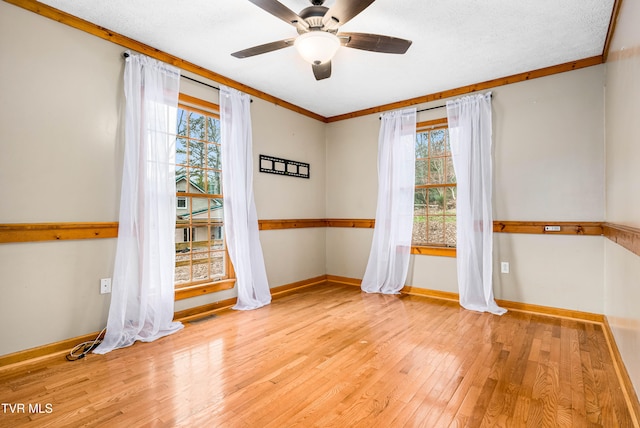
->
[66,328,106,361]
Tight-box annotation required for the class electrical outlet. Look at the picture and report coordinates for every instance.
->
[100,278,112,294]
[501,262,510,274]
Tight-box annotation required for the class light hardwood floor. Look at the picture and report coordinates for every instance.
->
[0,283,637,427]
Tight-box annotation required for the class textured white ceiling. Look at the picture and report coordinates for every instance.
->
[39,0,614,118]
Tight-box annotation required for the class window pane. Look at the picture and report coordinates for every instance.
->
[210,252,225,279]
[416,133,429,158]
[176,138,187,166]
[413,217,427,245]
[211,226,224,244]
[413,189,427,245]
[176,175,188,193]
[175,227,191,249]
[206,171,221,195]
[445,187,457,215]
[209,198,223,222]
[175,265,191,285]
[207,117,220,143]
[186,167,205,192]
[428,217,445,244]
[207,143,221,170]
[188,111,205,140]
[445,157,456,184]
[414,188,427,212]
[444,131,451,154]
[193,226,208,244]
[189,141,206,169]
[189,198,209,219]
[176,164,187,179]
[192,245,208,260]
[192,260,209,281]
[445,219,456,247]
[429,158,444,184]
[415,159,429,186]
[430,129,446,156]
[428,188,445,214]
[177,109,188,137]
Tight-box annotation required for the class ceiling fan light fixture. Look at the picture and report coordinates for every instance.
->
[294,31,340,65]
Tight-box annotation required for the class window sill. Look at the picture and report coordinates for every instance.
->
[175,278,236,300]
[411,246,456,258]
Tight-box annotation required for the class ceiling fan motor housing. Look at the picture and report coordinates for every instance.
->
[297,6,333,34]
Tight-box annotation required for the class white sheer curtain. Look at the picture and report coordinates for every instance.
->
[361,108,416,294]
[94,52,183,354]
[220,85,271,310]
[447,93,506,315]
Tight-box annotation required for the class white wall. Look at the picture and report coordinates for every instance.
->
[491,66,605,313]
[2,6,635,401]
[0,3,122,355]
[603,0,640,395]
[326,66,606,313]
[252,98,327,291]
[0,2,326,355]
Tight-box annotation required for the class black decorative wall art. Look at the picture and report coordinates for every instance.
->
[259,154,310,179]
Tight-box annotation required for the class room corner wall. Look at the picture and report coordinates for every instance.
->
[603,0,640,396]
[325,67,606,314]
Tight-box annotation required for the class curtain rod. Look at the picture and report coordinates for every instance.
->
[122,52,219,91]
[121,52,253,103]
[418,104,445,113]
[181,75,220,91]
[379,104,444,120]
[417,93,493,113]
[379,94,493,119]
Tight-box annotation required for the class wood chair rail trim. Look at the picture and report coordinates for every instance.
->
[603,222,640,258]
[0,222,119,243]
[0,219,609,244]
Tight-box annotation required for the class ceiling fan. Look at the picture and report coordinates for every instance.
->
[231,0,412,80]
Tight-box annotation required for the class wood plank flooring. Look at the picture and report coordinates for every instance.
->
[0,283,637,427]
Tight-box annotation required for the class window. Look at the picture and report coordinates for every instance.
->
[413,119,456,249]
[173,98,233,290]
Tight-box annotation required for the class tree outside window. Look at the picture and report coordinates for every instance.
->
[413,120,456,247]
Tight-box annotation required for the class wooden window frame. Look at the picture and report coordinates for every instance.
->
[412,118,456,258]
[174,95,235,300]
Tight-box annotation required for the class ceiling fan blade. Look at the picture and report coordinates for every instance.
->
[322,0,376,29]
[248,0,308,31]
[312,61,332,80]
[338,32,412,54]
[231,38,296,58]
